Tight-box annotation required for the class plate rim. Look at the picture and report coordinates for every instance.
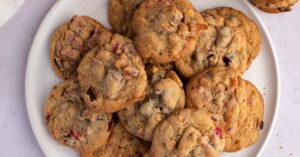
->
[25,0,66,155]
[25,0,281,156]
[244,1,281,156]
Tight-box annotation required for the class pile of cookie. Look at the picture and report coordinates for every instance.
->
[44,0,265,156]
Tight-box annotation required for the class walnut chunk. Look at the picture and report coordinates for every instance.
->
[152,5,183,33]
[66,49,80,60]
[140,99,157,116]
[104,70,125,99]
[154,79,181,113]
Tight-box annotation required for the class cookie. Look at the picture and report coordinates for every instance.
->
[44,79,112,153]
[109,0,144,37]
[81,122,150,157]
[118,64,185,141]
[151,108,225,157]
[224,80,264,152]
[252,0,298,13]
[50,15,107,79]
[132,0,207,64]
[175,7,261,78]
[186,67,264,152]
[77,31,147,113]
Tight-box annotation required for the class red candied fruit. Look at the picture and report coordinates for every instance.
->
[70,129,81,140]
[215,127,223,139]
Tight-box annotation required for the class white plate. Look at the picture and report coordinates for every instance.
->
[25,0,280,156]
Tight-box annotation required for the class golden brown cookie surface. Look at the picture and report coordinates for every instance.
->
[81,122,150,157]
[186,67,264,152]
[151,108,225,157]
[132,0,207,64]
[109,0,144,37]
[44,79,112,153]
[252,0,298,13]
[50,16,107,79]
[77,31,147,113]
[175,7,261,78]
[224,80,264,152]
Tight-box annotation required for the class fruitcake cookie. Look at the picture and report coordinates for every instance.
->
[252,0,298,13]
[44,79,112,153]
[224,80,264,152]
[77,31,147,113]
[81,122,150,157]
[186,67,264,152]
[132,0,207,64]
[175,7,261,78]
[109,0,144,37]
[50,15,107,79]
[151,108,225,157]
[186,67,241,151]
[118,65,185,141]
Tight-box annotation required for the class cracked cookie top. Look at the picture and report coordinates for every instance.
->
[150,108,225,157]
[186,67,264,152]
[81,122,150,157]
[175,7,261,78]
[132,0,207,64]
[50,16,107,79]
[77,31,147,113]
[44,79,112,153]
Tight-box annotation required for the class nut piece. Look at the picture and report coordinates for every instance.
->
[140,99,158,116]
[151,5,183,33]
[104,70,125,99]
[124,66,140,78]
[154,79,182,113]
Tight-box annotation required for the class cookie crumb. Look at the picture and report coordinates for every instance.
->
[279,146,284,149]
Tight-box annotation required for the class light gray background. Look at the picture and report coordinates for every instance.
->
[0,0,299,156]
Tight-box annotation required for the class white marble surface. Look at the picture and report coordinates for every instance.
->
[0,0,299,156]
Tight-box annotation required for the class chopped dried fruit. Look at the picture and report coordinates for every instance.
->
[230,78,238,87]
[70,129,81,140]
[247,97,254,105]
[66,50,80,60]
[215,127,223,139]
[112,43,120,54]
